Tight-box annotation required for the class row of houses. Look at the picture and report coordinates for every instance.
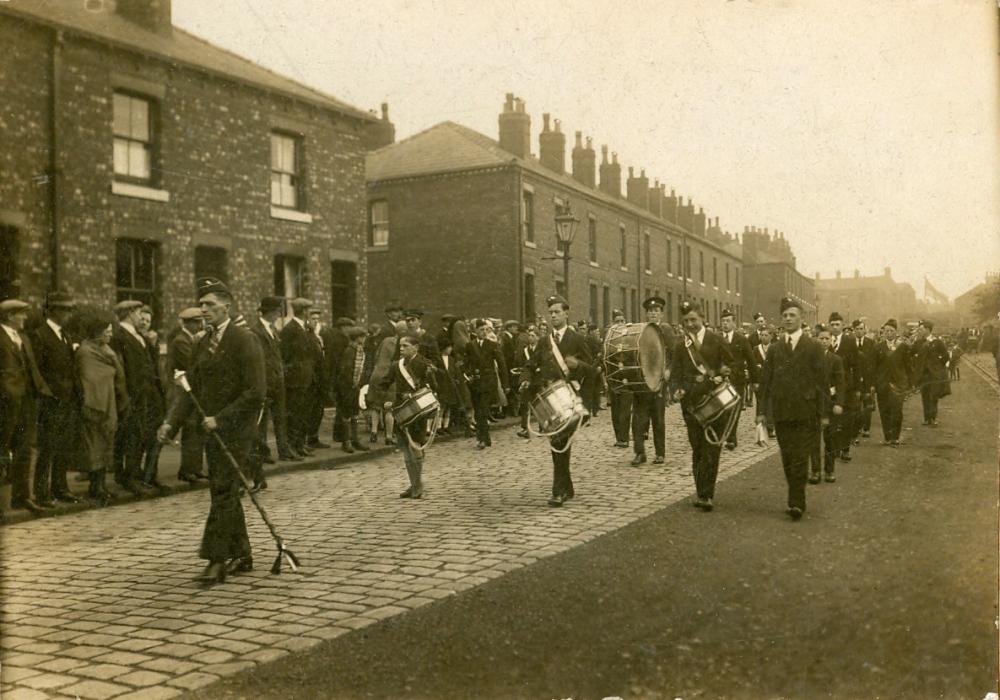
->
[2,0,817,333]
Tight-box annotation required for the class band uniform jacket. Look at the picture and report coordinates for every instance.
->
[669,331,735,412]
[855,335,878,393]
[30,322,78,404]
[757,334,830,424]
[249,320,285,399]
[822,350,846,417]
[831,333,861,397]
[521,326,593,397]
[751,342,770,386]
[719,329,756,388]
[909,335,950,400]
[748,329,762,348]
[873,339,910,393]
[279,318,316,390]
[379,354,439,441]
[464,337,508,404]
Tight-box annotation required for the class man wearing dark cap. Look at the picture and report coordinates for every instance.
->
[465,318,506,449]
[631,295,670,466]
[718,307,755,450]
[827,311,860,462]
[111,299,166,495]
[519,295,593,506]
[281,297,318,455]
[1,299,53,514]
[873,319,910,446]
[404,309,441,367]
[168,307,208,482]
[605,309,632,448]
[852,319,877,440]
[748,313,767,348]
[670,300,735,511]
[158,278,265,584]
[756,297,829,520]
[30,292,82,504]
[910,320,950,426]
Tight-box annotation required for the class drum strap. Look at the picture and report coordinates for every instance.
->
[549,332,570,379]
[398,358,418,390]
[684,333,712,377]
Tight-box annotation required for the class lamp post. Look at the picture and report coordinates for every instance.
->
[554,209,580,301]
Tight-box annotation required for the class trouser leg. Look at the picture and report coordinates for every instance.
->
[651,394,666,457]
[550,436,573,497]
[631,394,650,456]
[473,391,491,445]
[199,431,252,563]
[776,421,811,512]
[823,421,837,475]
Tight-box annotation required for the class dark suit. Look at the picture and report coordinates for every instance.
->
[719,329,754,448]
[522,327,592,499]
[855,335,878,435]
[168,322,265,563]
[820,350,846,476]
[831,333,860,456]
[464,337,507,446]
[280,318,316,451]
[167,329,205,479]
[874,338,910,442]
[910,335,950,422]
[30,321,80,500]
[326,325,350,442]
[110,325,165,485]
[500,330,520,416]
[603,324,633,445]
[670,330,734,500]
[305,328,327,444]
[1,328,51,504]
[250,319,290,461]
[758,332,829,513]
[632,323,676,460]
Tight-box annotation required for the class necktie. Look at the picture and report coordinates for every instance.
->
[208,327,222,354]
[9,329,21,349]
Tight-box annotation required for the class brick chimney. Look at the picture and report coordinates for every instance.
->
[538,114,566,174]
[664,189,678,223]
[626,167,649,209]
[116,0,173,35]
[647,179,662,217]
[599,146,622,197]
[571,133,596,187]
[363,102,396,150]
[677,197,695,232]
[694,207,706,237]
[498,94,530,158]
[884,266,892,278]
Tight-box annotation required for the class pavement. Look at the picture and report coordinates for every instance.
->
[0,399,776,699]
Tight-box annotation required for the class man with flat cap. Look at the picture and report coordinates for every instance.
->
[631,295,671,466]
[30,291,82,505]
[111,298,165,495]
[158,278,265,584]
[519,295,593,506]
[718,307,755,450]
[1,298,53,514]
[167,307,207,482]
[281,297,318,456]
[910,319,950,426]
[756,296,829,520]
[670,299,734,511]
[873,318,910,446]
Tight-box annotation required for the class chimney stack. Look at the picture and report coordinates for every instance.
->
[677,197,695,233]
[539,114,566,174]
[498,93,530,158]
[884,267,892,278]
[647,179,662,216]
[363,101,396,150]
[116,0,173,35]
[571,134,596,187]
[599,146,621,197]
[626,167,649,209]
[694,207,706,237]
[664,188,678,223]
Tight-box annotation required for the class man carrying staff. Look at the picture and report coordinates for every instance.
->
[756,297,829,521]
[520,295,592,507]
[158,278,265,585]
[631,296,671,466]
[671,300,734,511]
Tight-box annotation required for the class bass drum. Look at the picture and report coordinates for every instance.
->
[603,323,666,393]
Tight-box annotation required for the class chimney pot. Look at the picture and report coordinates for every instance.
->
[601,144,608,162]
[554,119,561,133]
[585,136,593,149]
[116,0,173,34]
[575,131,583,147]
[612,152,618,164]
[628,166,634,177]
[542,113,551,132]
[498,93,530,157]
[380,102,389,120]
[505,93,514,110]
[640,168,646,177]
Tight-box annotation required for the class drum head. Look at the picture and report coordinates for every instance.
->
[638,324,666,390]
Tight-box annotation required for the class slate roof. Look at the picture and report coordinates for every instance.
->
[0,0,373,121]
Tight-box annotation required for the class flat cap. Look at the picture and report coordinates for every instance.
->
[335,316,356,327]
[290,297,313,311]
[642,295,666,311]
[612,308,625,318]
[0,299,29,314]
[114,299,143,313]
[179,307,202,321]
[851,319,864,328]
[679,300,698,316]
[753,312,764,321]
[780,296,802,313]
[720,307,735,319]
[403,309,424,319]
[883,318,898,329]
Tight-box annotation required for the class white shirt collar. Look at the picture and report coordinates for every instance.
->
[695,326,706,344]
[213,318,231,339]
[1,323,21,347]
[120,321,146,345]
[787,328,803,349]
[46,318,64,340]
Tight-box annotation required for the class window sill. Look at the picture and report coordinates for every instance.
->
[589,261,599,268]
[366,245,390,253]
[644,269,652,276]
[700,282,707,287]
[111,181,170,202]
[271,206,313,223]
[620,266,628,272]
[524,240,537,249]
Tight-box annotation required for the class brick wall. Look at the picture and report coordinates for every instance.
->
[0,14,370,329]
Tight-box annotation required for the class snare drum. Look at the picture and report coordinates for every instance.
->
[689,381,740,427]
[529,380,587,434]
[603,323,666,393]
[392,387,440,427]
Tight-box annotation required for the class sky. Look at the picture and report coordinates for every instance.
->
[174,0,999,300]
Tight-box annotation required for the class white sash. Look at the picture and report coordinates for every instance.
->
[398,358,418,390]
[549,331,570,378]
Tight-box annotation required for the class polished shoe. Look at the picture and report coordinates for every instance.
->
[630,453,647,466]
[890,440,900,447]
[195,561,226,585]
[839,451,852,462]
[341,442,355,454]
[226,556,253,575]
[824,473,836,483]
[652,455,665,465]
[369,433,379,443]
[36,498,56,508]
[808,473,821,484]
[613,441,628,448]
[53,492,82,504]
[476,442,488,450]
[350,441,369,452]
[262,455,276,465]
[861,430,870,438]
[278,451,303,462]
[701,497,714,512]
[308,440,331,449]
[547,494,566,507]
[399,487,413,499]
[786,506,804,520]
[516,429,530,439]
[693,496,708,509]
[724,441,736,451]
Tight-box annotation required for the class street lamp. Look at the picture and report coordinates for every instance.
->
[554,209,580,300]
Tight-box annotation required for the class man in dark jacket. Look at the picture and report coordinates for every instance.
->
[828,311,860,462]
[280,298,318,455]
[873,318,910,446]
[30,291,81,505]
[465,319,507,450]
[910,319,950,426]
[718,308,755,451]
[671,300,735,510]
[158,278,265,585]
[631,296,671,466]
[814,325,846,483]
[167,307,207,481]
[757,297,830,520]
[328,316,354,444]
[748,313,767,348]
[852,320,878,439]
[1,299,53,514]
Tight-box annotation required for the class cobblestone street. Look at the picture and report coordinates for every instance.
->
[1,409,772,699]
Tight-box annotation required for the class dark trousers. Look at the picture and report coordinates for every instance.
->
[306,383,324,443]
[471,387,492,446]
[876,387,903,441]
[550,431,574,498]
[257,394,290,456]
[178,417,205,478]
[631,391,665,457]
[775,419,817,512]
[860,391,874,432]
[683,410,722,499]
[34,396,77,499]
[114,395,159,484]
[821,415,841,475]
[285,385,311,449]
[807,418,822,475]
[609,390,633,443]
[200,427,252,563]
[726,388,745,447]
[2,394,36,503]
[920,382,939,422]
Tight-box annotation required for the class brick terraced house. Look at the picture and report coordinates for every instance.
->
[365,94,744,329]
[0,0,394,325]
